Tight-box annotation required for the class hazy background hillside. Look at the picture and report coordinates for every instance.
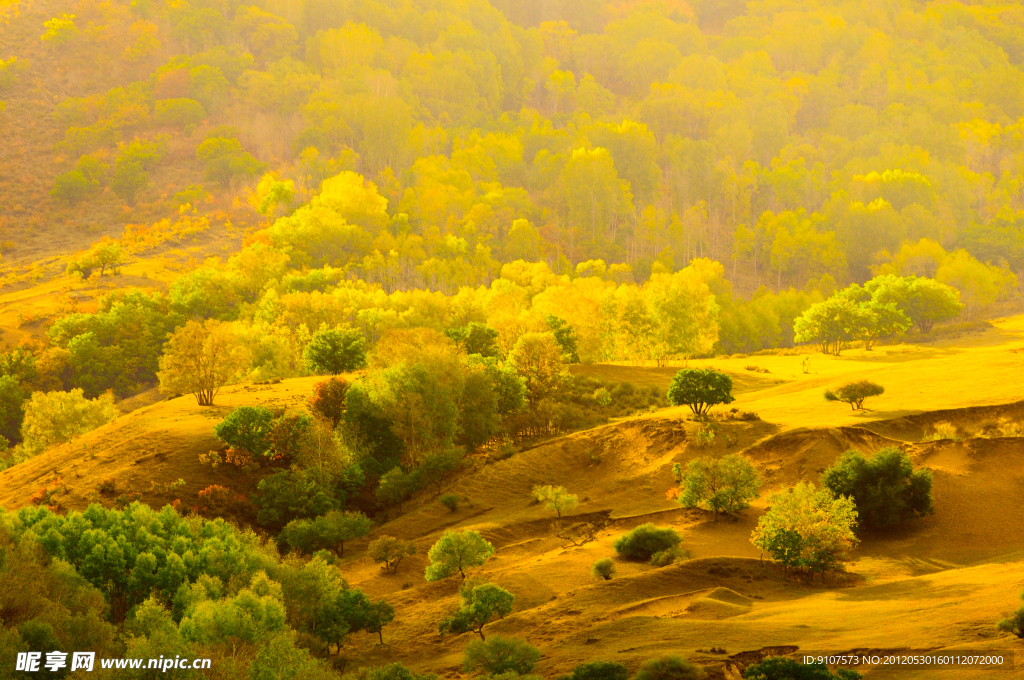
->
[3,0,1024,302]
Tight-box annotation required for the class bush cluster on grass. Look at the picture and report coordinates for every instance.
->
[613,523,683,561]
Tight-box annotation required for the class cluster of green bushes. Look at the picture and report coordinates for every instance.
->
[0,501,393,675]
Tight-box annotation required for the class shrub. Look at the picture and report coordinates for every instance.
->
[593,558,616,580]
[425,530,494,581]
[308,377,349,428]
[364,663,438,680]
[214,406,275,458]
[558,661,629,680]
[304,327,367,374]
[20,389,118,455]
[196,484,253,517]
[438,581,514,640]
[667,369,735,416]
[998,418,1023,437]
[463,636,541,676]
[673,454,762,521]
[532,484,579,518]
[650,547,687,567]
[998,590,1024,638]
[613,523,682,561]
[821,447,932,530]
[440,494,461,512]
[634,655,706,680]
[743,657,861,679]
[369,536,416,573]
[824,380,884,410]
[924,420,960,441]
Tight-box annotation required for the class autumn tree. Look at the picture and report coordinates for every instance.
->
[508,332,571,410]
[751,482,859,577]
[673,454,761,521]
[532,484,579,518]
[20,389,117,455]
[157,319,250,406]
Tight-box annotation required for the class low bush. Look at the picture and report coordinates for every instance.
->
[557,661,629,680]
[650,546,688,567]
[592,558,615,580]
[634,655,705,680]
[440,494,461,512]
[613,523,682,561]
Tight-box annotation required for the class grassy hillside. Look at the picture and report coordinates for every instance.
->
[4,316,1024,675]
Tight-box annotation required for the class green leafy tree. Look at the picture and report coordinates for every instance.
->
[255,469,339,530]
[794,297,872,355]
[304,327,367,374]
[446,322,500,358]
[823,381,885,410]
[215,405,276,457]
[0,375,26,445]
[196,136,266,187]
[155,98,206,132]
[674,454,761,521]
[532,484,578,518]
[157,319,250,406]
[51,169,98,205]
[110,159,148,204]
[864,275,963,333]
[280,510,372,556]
[633,655,706,680]
[558,661,629,680]
[613,523,681,561]
[744,657,861,679]
[667,368,735,416]
[751,483,859,577]
[463,636,541,676]
[368,536,416,573]
[425,530,495,581]
[21,389,117,455]
[375,466,418,509]
[438,581,514,640]
[821,448,932,529]
[545,315,581,363]
[417,447,464,496]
